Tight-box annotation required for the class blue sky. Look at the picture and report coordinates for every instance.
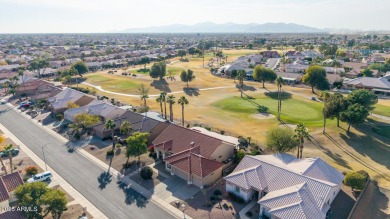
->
[0,0,389,33]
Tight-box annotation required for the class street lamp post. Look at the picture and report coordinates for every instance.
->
[181,204,186,219]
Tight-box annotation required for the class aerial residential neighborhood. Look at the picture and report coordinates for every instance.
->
[0,1,389,219]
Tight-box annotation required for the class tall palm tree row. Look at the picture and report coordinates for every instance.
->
[18,69,27,99]
[166,95,176,122]
[276,77,284,121]
[138,84,150,112]
[105,119,116,150]
[158,92,167,119]
[319,91,330,134]
[5,144,14,173]
[294,123,309,159]
[178,96,189,126]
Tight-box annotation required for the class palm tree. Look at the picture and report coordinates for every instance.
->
[166,95,176,122]
[161,92,167,119]
[18,69,27,99]
[120,120,132,137]
[319,91,331,134]
[105,119,117,150]
[156,96,163,116]
[294,123,309,159]
[138,84,149,112]
[4,144,13,173]
[0,136,7,174]
[276,77,284,121]
[178,96,189,126]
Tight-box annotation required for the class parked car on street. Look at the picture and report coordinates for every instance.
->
[0,148,19,158]
[0,99,6,104]
[27,171,53,183]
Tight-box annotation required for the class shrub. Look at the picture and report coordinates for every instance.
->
[220,130,225,135]
[140,166,153,180]
[106,149,114,156]
[257,105,269,113]
[210,195,216,201]
[227,192,245,204]
[25,166,38,175]
[214,189,222,196]
[115,144,122,149]
[56,114,64,121]
[245,211,253,217]
[344,172,367,191]
[148,145,155,153]
[357,170,370,181]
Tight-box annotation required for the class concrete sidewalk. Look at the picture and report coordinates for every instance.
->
[10,104,190,219]
[0,122,108,219]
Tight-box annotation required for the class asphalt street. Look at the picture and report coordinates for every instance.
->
[0,104,174,219]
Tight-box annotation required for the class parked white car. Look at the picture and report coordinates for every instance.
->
[0,99,6,104]
[27,171,53,183]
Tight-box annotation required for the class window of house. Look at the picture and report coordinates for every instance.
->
[167,164,171,169]
[235,186,240,193]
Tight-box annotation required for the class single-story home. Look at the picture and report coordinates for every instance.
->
[48,88,95,113]
[343,73,390,97]
[153,124,236,188]
[225,154,344,219]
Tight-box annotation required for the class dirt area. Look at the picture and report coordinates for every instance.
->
[129,170,167,191]
[172,180,245,219]
[85,143,156,174]
[349,180,390,219]
[252,113,275,120]
[0,136,43,179]
[44,204,92,219]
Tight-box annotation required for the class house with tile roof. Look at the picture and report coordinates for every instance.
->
[0,172,24,209]
[153,124,236,188]
[343,73,390,97]
[224,154,344,219]
[48,88,95,113]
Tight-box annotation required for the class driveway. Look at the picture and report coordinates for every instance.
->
[154,176,200,204]
[0,104,173,219]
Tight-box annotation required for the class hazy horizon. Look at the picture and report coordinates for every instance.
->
[1,0,390,33]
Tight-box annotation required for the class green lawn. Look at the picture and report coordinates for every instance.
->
[85,74,140,91]
[212,94,330,127]
[373,104,390,117]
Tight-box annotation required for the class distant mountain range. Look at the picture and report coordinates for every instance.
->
[120,22,329,33]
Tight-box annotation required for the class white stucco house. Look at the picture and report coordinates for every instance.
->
[224,154,344,219]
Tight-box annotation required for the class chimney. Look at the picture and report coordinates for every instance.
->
[190,142,195,147]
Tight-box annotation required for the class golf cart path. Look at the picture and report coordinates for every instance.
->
[82,82,235,97]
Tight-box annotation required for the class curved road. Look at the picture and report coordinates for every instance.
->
[0,104,174,219]
[82,82,235,97]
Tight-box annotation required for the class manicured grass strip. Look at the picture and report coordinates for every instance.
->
[212,95,328,127]
[373,104,390,117]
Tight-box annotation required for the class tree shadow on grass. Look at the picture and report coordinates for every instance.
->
[117,181,149,208]
[150,79,171,92]
[309,135,351,170]
[183,87,200,96]
[336,119,390,182]
[98,171,112,190]
[264,91,292,100]
[235,84,256,91]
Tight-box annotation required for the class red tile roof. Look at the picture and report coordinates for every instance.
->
[0,180,10,202]
[165,147,223,178]
[0,172,24,202]
[0,210,25,219]
[2,172,24,192]
[152,124,222,158]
